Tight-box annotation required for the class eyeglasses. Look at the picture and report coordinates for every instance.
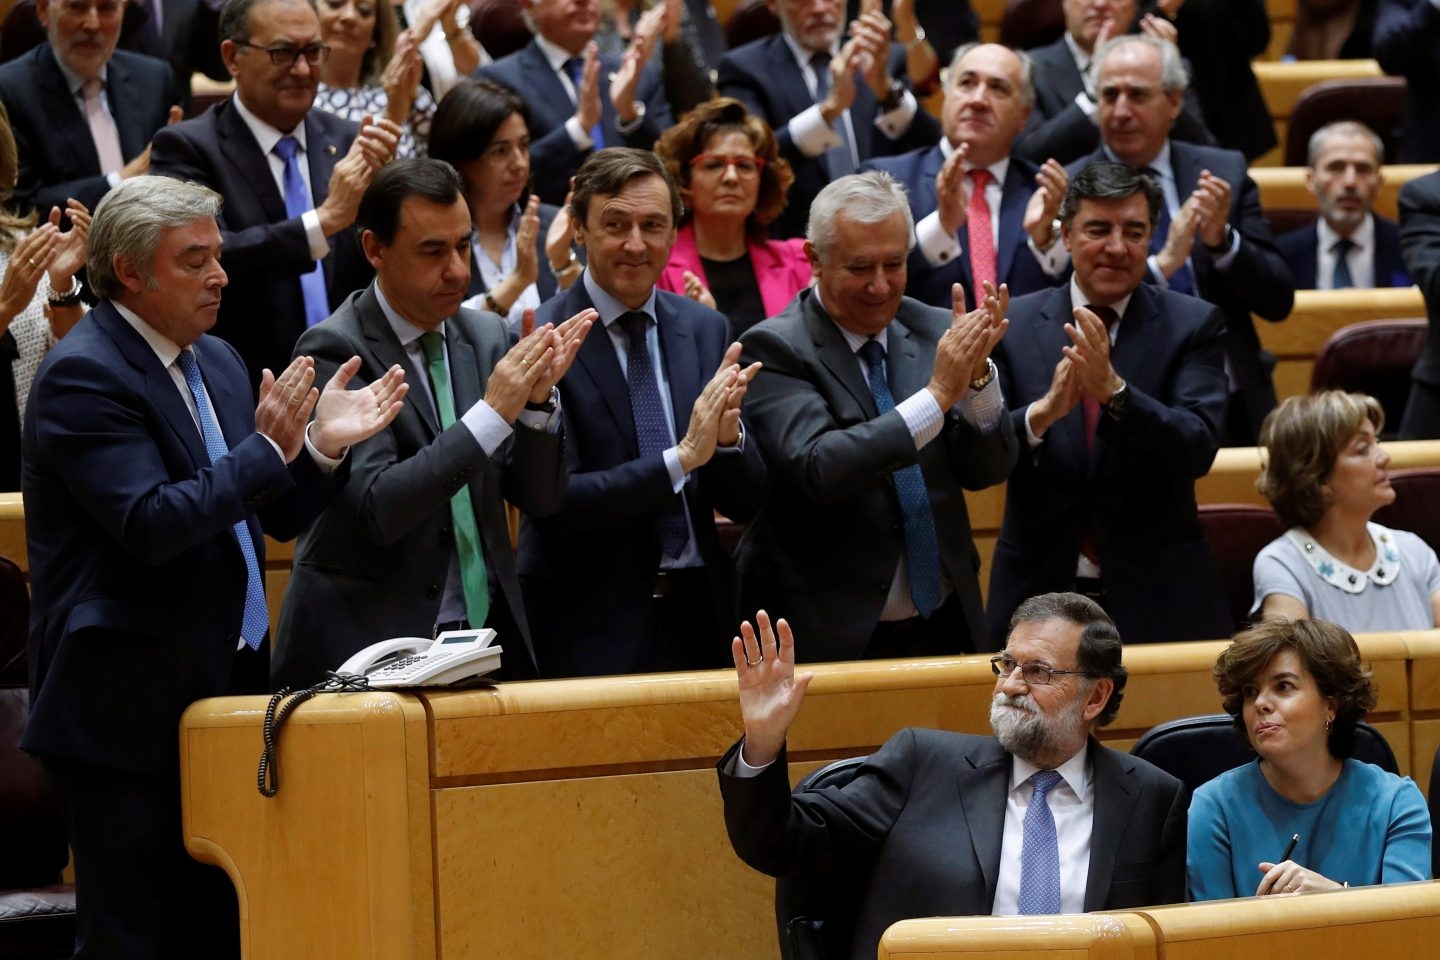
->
[233,41,331,68]
[690,154,765,179]
[990,654,1093,686]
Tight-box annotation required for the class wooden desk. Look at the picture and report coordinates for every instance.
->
[180,632,1430,960]
[879,882,1440,959]
[1252,60,1386,167]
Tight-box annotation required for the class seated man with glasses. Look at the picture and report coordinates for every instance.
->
[0,0,180,214]
[718,592,1187,960]
[152,0,403,390]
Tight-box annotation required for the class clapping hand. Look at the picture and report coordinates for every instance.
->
[308,356,409,459]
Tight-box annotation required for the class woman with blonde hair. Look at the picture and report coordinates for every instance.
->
[1252,390,1440,630]
[0,100,89,490]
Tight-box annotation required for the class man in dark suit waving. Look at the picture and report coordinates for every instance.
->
[151,0,402,388]
[21,175,405,959]
[719,593,1187,960]
[272,159,595,688]
[1276,121,1410,291]
[988,161,1230,646]
[0,0,179,214]
[522,148,767,677]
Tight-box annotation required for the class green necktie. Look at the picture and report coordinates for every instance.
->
[419,330,490,627]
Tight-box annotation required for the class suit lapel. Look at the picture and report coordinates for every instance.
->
[303,111,342,207]
[106,55,145,160]
[37,48,99,173]
[1084,741,1141,911]
[996,162,1030,285]
[215,101,288,222]
[767,37,815,128]
[1031,287,1087,463]
[656,295,701,436]
[802,292,877,419]
[954,742,1012,911]
[568,286,638,447]
[525,41,577,134]
[355,286,439,437]
[886,304,927,401]
[1109,286,1161,413]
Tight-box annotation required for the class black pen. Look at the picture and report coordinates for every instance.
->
[1279,833,1299,863]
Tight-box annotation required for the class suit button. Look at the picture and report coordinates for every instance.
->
[426,584,440,600]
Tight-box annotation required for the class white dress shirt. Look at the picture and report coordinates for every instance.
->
[992,747,1095,916]
[1316,214,1376,290]
[779,29,917,162]
[228,93,330,262]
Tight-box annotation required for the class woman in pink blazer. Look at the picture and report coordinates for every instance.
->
[656,98,813,335]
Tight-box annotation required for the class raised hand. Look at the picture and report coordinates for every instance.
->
[0,222,60,326]
[255,357,320,463]
[1138,12,1178,43]
[528,307,596,401]
[849,0,894,99]
[1155,195,1200,279]
[820,39,860,124]
[678,341,744,473]
[575,42,603,135]
[1062,305,1123,403]
[381,30,425,127]
[610,24,655,124]
[319,115,402,236]
[484,322,560,423]
[681,269,717,310]
[1023,159,1068,248]
[545,188,575,282]
[717,343,761,447]
[308,357,409,458]
[733,610,814,767]
[935,142,969,237]
[48,200,91,291]
[1192,169,1234,248]
[1028,356,1083,438]
[513,195,542,289]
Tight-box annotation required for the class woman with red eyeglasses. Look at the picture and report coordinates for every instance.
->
[654,98,813,336]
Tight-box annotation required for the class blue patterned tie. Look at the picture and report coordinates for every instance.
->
[618,311,688,558]
[858,339,941,618]
[810,52,856,180]
[563,57,605,149]
[272,136,330,328]
[1143,168,1194,296]
[1332,237,1355,289]
[175,348,269,651]
[1018,770,1064,915]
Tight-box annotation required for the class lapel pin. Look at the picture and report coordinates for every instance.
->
[326,145,337,156]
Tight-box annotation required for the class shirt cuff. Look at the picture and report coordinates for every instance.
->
[874,90,917,140]
[515,395,564,434]
[106,170,122,189]
[302,421,346,472]
[1210,229,1242,269]
[789,104,841,157]
[916,210,962,267]
[614,101,646,135]
[302,209,328,261]
[1028,234,1069,277]
[1023,402,1045,450]
[565,114,594,151]
[897,387,944,448]
[1147,253,1170,288]
[461,397,513,456]
[961,375,1005,431]
[1074,88,1096,115]
[663,445,686,492]
[730,737,776,777]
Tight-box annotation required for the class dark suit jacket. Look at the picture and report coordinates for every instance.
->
[1071,140,1295,444]
[1276,214,1410,289]
[151,100,372,388]
[718,730,1189,960]
[718,35,941,239]
[989,283,1231,645]
[1013,36,1215,167]
[735,290,1018,660]
[519,282,767,677]
[475,41,672,206]
[1375,0,1440,163]
[1399,171,1440,436]
[861,146,1065,309]
[0,45,177,214]
[272,286,567,687]
[20,302,341,775]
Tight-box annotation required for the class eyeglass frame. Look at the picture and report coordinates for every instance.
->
[232,40,332,68]
[689,153,766,179]
[989,654,1095,686]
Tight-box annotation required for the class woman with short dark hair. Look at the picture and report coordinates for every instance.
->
[1252,390,1440,630]
[1187,618,1430,900]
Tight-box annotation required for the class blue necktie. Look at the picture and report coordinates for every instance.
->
[810,52,856,180]
[1017,770,1064,915]
[858,339,941,618]
[1332,237,1356,289]
[272,136,330,328]
[1143,168,1194,296]
[618,311,689,559]
[563,57,606,149]
[175,348,269,651]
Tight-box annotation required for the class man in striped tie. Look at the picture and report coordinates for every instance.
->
[20,175,407,960]
[717,592,1187,960]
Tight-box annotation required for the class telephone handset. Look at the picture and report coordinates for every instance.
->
[336,629,503,687]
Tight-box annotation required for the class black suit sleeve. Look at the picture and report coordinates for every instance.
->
[1400,176,1440,305]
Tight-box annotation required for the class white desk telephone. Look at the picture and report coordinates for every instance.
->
[336,628,503,688]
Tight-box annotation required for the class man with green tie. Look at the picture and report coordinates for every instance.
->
[271,158,595,688]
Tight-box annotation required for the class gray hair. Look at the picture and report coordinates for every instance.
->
[88,177,224,300]
[947,42,1036,110]
[1009,592,1128,727]
[806,171,914,261]
[218,0,319,44]
[1095,34,1188,94]
[1307,120,1385,168]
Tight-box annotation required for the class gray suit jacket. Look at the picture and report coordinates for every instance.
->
[271,285,565,687]
[718,729,1189,960]
[736,290,1018,659]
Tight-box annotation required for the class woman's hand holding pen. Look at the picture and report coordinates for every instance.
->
[1255,861,1342,896]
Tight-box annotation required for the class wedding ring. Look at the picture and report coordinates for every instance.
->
[522,358,532,369]
[746,656,763,667]
[27,258,36,266]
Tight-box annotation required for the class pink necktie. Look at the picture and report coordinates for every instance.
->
[81,78,124,175]
[966,168,997,295]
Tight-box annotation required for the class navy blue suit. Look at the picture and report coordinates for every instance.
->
[718,35,941,239]
[21,301,343,957]
[151,100,372,389]
[519,281,766,677]
[1375,0,1440,163]
[1275,215,1410,289]
[476,41,672,206]
[1071,141,1295,444]
[988,283,1232,646]
[861,146,1064,309]
[0,45,177,214]
[1399,171,1440,437]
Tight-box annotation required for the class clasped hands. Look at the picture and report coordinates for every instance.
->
[1028,304,1124,438]
[484,307,598,423]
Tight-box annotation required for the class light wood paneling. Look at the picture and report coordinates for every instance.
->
[1252,164,1433,222]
